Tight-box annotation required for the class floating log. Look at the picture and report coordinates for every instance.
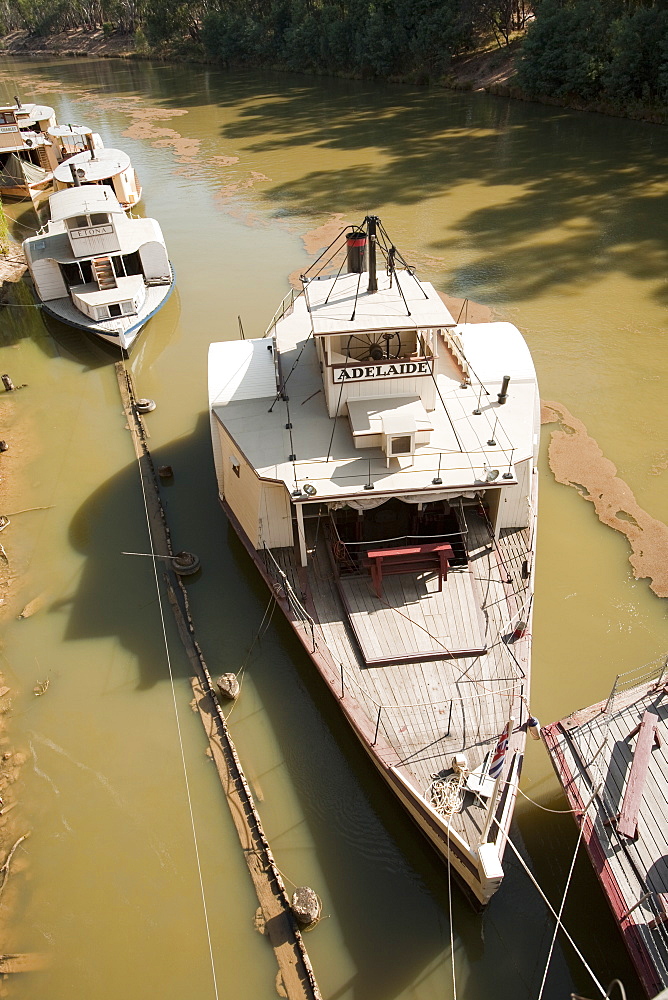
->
[115,362,321,1000]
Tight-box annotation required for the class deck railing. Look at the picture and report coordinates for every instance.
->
[263,286,304,339]
[604,654,668,714]
[262,544,318,652]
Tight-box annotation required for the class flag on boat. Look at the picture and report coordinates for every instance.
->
[488,722,511,779]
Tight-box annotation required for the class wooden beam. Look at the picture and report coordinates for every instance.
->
[617,710,659,840]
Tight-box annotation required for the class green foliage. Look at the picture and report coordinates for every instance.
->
[518,0,668,105]
[203,0,479,77]
[517,0,608,98]
[602,6,668,101]
[5,0,667,110]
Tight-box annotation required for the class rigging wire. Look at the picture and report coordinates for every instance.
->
[131,378,220,1000]
[537,805,587,1000]
[498,823,607,999]
[446,824,458,1000]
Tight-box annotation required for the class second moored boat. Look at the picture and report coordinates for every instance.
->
[23,185,174,351]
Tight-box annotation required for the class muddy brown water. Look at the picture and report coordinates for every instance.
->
[0,55,667,1000]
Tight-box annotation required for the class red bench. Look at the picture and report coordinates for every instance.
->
[365,542,454,599]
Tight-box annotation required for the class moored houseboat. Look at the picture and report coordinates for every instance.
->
[0,99,59,201]
[208,216,540,905]
[23,185,173,351]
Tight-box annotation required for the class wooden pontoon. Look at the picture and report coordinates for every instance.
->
[209,217,540,905]
[543,657,668,997]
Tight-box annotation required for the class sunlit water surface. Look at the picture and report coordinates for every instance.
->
[0,56,667,1000]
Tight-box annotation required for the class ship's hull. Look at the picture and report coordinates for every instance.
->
[39,269,174,352]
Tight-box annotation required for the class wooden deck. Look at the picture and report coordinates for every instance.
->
[269,505,532,853]
[338,567,486,664]
[543,669,668,998]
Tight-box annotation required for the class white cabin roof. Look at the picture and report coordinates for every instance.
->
[209,339,277,406]
[305,270,456,336]
[48,124,93,138]
[14,104,55,123]
[210,315,539,502]
[24,215,165,264]
[48,186,124,222]
[53,147,131,184]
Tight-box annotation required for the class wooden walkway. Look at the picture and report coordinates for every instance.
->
[116,364,322,1000]
[543,669,668,998]
[271,506,532,853]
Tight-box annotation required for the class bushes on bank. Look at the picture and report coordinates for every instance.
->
[517,0,668,106]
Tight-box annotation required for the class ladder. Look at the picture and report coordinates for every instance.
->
[36,145,51,170]
[92,256,117,291]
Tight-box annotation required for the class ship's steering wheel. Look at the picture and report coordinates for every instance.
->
[345,332,402,362]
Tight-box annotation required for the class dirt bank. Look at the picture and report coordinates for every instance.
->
[0,28,137,59]
[0,242,27,287]
[0,252,34,985]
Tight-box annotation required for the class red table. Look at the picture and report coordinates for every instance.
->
[365,542,454,599]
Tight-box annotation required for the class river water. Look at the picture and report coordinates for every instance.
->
[0,55,667,1000]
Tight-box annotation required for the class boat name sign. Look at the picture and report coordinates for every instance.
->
[70,225,114,239]
[333,359,433,383]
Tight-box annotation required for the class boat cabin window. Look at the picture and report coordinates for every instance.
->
[66,215,90,230]
[90,213,109,226]
[60,260,93,286]
[108,303,122,318]
[0,112,16,125]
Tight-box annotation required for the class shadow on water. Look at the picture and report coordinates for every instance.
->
[6,55,668,311]
[212,78,668,308]
[62,407,605,1000]
[58,406,642,998]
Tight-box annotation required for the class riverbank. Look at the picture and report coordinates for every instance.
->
[0,241,40,985]
[0,27,518,89]
[0,242,26,286]
[2,28,666,125]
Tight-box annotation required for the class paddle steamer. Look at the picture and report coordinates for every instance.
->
[23,185,173,351]
[208,217,539,903]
